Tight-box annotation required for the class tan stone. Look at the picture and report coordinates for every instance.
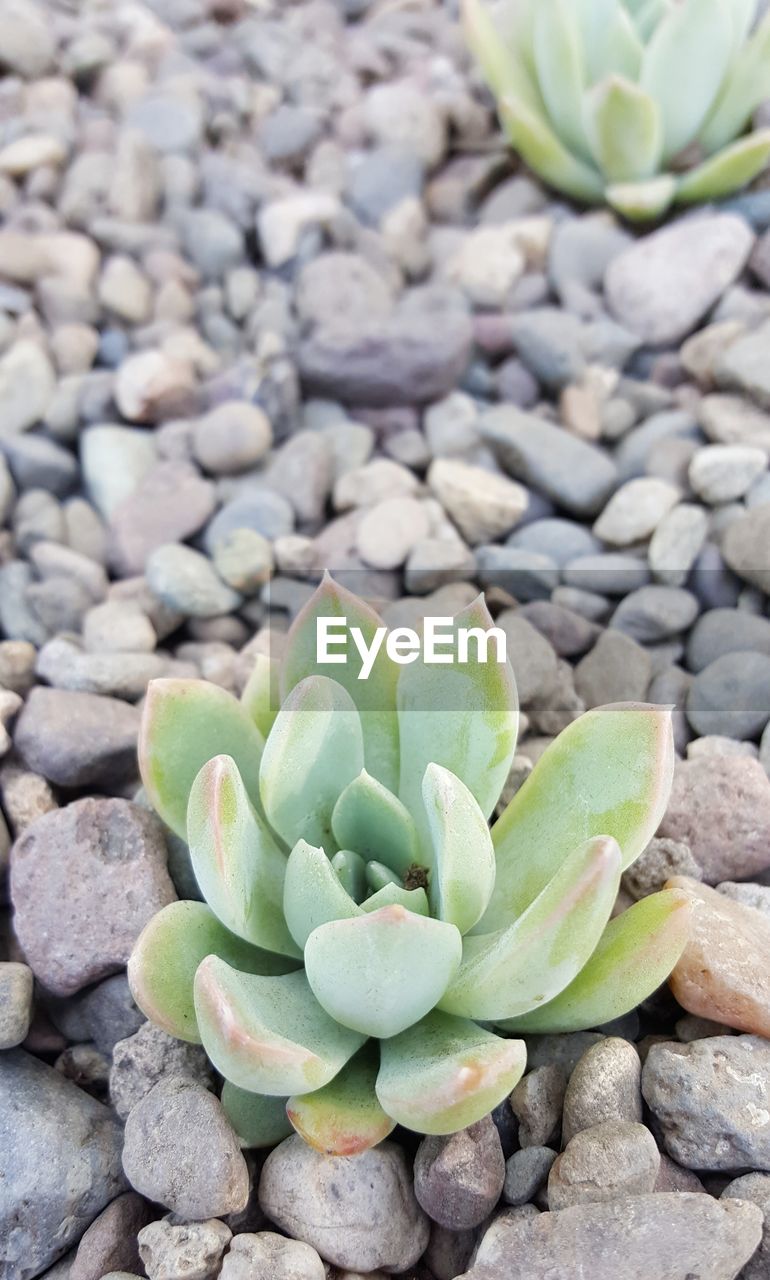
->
[667,875,770,1037]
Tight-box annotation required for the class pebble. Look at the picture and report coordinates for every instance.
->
[146,544,242,618]
[204,490,294,551]
[123,1076,249,1220]
[604,214,754,345]
[14,687,141,788]
[688,608,770,672]
[518,601,601,658]
[610,584,699,642]
[508,309,639,391]
[699,392,770,450]
[509,1063,566,1148]
[622,836,702,899]
[115,351,196,425]
[193,403,273,475]
[508,517,601,566]
[259,1136,429,1273]
[562,1038,642,1146]
[220,1232,326,1280]
[296,253,395,331]
[334,458,419,510]
[257,193,341,268]
[70,1192,153,1280]
[414,1117,505,1231]
[0,340,56,436]
[428,458,528,545]
[643,1035,770,1171]
[593,477,680,546]
[126,90,203,154]
[110,1021,214,1121]
[137,1217,232,1280]
[722,504,770,594]
[0,1048,125,1280]
[721,1173,770,1280]
[267,430,335,524]
[98,256,153,324]
[423,390,483,460]
[481,407,617,517]
[180,209,243,280]
[83,601,157,654]
[0,961,33,1048]
[80,425,158,520]
[11,797,175,996]
[689,444,767,504]
[716,319,770,407]
[109,461,216,576]
[446,223,528,308]
[467,1192,762,1280]
[574,629,651,707]
[213,529,274,593]
[35,636,184,702]
[496,613,559,705]
[667,876,770,1038]
[67,972,144,1056]
[356,495,430,570]
[658,755,770,882]
[563,552,650,596]
[719,881,770,914]
[502,1147,557,1207]
[547,1120,660,1210]
[363,81,446,169]
[476,545,559,603]
[687,651,770,739]
[0,0,55,77]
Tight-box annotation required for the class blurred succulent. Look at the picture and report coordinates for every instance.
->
[129,576,690,1156]
[464,0,770,219]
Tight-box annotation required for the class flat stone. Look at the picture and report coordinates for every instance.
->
[643,1034,770,1171]
[605,215,754,345]
[110,1021,214,1120]
[258,1135,429,1273]
[355,496,430,570]
[496,612,559,706]
[123,1076,249,1219]
[716,319,770,408]
[503,1147,557,1207]
[481,406,617,518]
[14,687,141,788]
[146,544,241,618]
[508,518,601,566]
[0,1049,126,1280]
[109,461,216,576]
[137,1217,231,1280]
[623,836,702,900]
[687,608,770,671]
[689,444,767,504]
[658,755,770,882]
[0,962,33,1048]
[563,552,650,596]
[476,545,559,603]
[510,1063,566,1148]
[0,339,56,436]
[562,1038,642,1145]
[295,252,396,330]
[547,1120,660,1210]
[722,504,770,594]
[687,651,770,739]
[193,403,272,475]
[11,797,175,996]
[610,585,699,642]
[429,458,528,545]
[667,876,770,1038]
[70,1192,153,1280]
[517,601,601,658]
[699,393,770,451]
[721,1173,770,1280]
[465,1193,762,1280]
[593,478,680,546]
[220,1231,326,1280]
[574,630,651,708]
[204,489,294,552]
[414,1117,505,1230]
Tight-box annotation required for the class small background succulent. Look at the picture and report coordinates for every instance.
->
[464,0,770,220]
[129,577,690,1157]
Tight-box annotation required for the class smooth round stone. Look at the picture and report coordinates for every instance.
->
[687,651,770,739]
[180,209,243,280]
[363,81,446,168]
[562,1038,642,1146]
[414,1117,505,1230]
[296,252,396,329]
[356,496,430,570]
[125,90,203,153]
[503,1147,557,1207]
[204,490,294,552]
[649,504,709,588]
[517,600,601,657]
[476,544,560,602]
[610,585,699,642]
[146,544,241,618]
[593,477,680,547]
[687,608,770,671]
[428,458,528,545]
[193,402,273,475]
[213,529,273,593]
[0,962,33,1049]
[507,517,601,566]
[563,553,650,596]
[689,444,767,504]
[83,602,156,654]
[574,629,651,708]
[548,1121,660,1210]
[722,505,770,594]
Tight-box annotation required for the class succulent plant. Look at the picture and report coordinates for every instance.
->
[464,0,770,220]
[129,576,690,1156]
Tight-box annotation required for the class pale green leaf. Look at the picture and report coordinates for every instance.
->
[462,0,543,109]
[128,900,298,1044]
[376,1010,527,1135]
[221,1081,293,1148]
[304,905,462,1039]
[480,703,675,932]
[633,0,671,41]
[585,75,663,182]
[187,756,300,958]
[676,130,770,203]
[496,887,692,1033]
[362,884,430,915]
[605,173,678,219]
[283,838,362,950]
[331,848,367,902]
[422,763,496,934]
[287,1045,394,1156]
[640,0,732,160]
[365,860,401,892]
[440,836,621,1020]
[194,960,365,1095]
[240,654,280,740]
[575,0,643,81]
[499,95,605,202]
[533,0,592,161]
[139,678,265,839]
[332,770,419,879]
[699,10,770,153]
[259,675,364,851]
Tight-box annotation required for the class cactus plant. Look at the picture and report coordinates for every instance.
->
[129,576,690,1155]
[464,0,770,220]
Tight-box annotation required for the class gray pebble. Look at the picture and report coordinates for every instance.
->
[503,1147,557,1208]
[110,1021,214,1121]
[562,1037,642,1145]
[574,630,651,708]
[414,1117,505,1230]
[548,1120,660,1210]
[0,961,33,1048]
[687,651,770,739]
[610,585,699,642]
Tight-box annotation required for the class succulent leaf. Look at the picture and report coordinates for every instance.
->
[605,173,677,219]
[304,905,462,1039]
[194,960,366,1095]
[365,860,401,892]
[575,0,643,81]
[128,900,298,1043]
[498,95,605,203]
[585,75,663,181]
[139,679,265,839]
[699,7,770,152]
[287,1045,395,1156]
[221,1081,293,1148]
[396,595,519,832]
[482,703,674,932]
[259,675,364,851]
[496,887,692,1033]
[422,762,496,934]
[332,770,419,879]
[283,839,362,950]
[280,576,399,793]
[533,0,592,162]
[361,884,430,915]
[440,835,621,1020]
[376,1010,527,1135]
[187,756,301,959]
[240,654,280,740]
[462,0,542,108]
[330,848,367,902]
[675,130,770,203]
[639,0,732,161]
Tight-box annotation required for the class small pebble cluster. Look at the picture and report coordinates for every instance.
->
[2,0,770,1277]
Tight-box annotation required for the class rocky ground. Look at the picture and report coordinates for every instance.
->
[2,0,770,1277]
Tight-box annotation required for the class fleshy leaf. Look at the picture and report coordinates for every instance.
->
[496,888,692,1034]
[397,596,519,838]
[533,0,592,162]
[221,1081,293,1148]
[259,675,364,851]
[362,884,430,916]
[287,1046,395,1156]
[422,763,495,934]
[139,679,265,839]
[585,75,663,182]
[187,756,300,958]
[640,0,732,161]
[365,860,401,892]
[481,703,674,932]
[194,960,365,1095]
[575,0,643,82]
[498,95,604,204]
[376,1010,527,1135]
[304,905,462,1039]
[283,838,362,950]
[331,848,367,902]
[332,770,419,879]
[699,8,770,153]
[440,836,621,1020]
[605,174,677,220]
[128,901,298,1043]
[280,575,399,793]
[462,0,543,110]
[676,130,770,204]
[240,654,280,740]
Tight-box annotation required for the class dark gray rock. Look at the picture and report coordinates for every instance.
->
[610,585,699,642]
[574,630,651,708]
[414,1117,505,1230]
[69,1192,153,1280]
[503,1147,557,1207]
[481,407,618,517]
[14,687,141,788]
